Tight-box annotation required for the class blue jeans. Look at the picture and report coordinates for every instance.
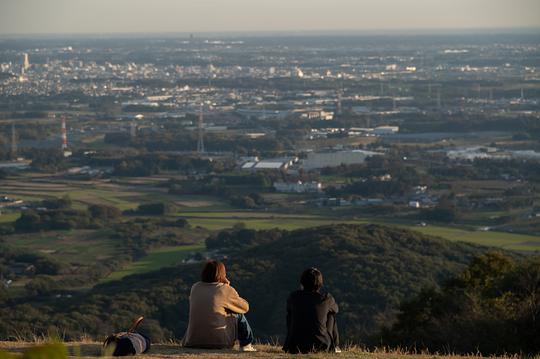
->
[235,314,254,346]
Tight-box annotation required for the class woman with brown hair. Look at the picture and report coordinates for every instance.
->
[181,260,256,352]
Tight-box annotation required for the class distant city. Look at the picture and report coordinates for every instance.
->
[0,33,539,348]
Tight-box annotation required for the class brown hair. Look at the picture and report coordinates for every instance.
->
[201,260,228,283]
[300,267,323,292]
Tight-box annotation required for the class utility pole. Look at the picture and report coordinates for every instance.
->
[61,115,68,150]
[197,103,205,154]
[10,123,17,159]
[336,90,342,116]
[130,122,137,139]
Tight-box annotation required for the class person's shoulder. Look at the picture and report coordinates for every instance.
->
[191,281,203,289]
[288,289,303,299]
[320,291,336,303]
[192,281,219,290]
[218,283,236,292]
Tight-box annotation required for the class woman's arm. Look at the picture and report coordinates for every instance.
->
[224,286,249,314]
[327,293,339,314]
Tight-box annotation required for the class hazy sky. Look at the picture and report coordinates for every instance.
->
[1,0,539,35]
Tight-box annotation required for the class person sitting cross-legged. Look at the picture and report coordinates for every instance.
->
[283,267,340,354]
[181,260,257,352]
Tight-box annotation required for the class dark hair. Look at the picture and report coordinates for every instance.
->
[201,260,227,283]
[300,267,323,292]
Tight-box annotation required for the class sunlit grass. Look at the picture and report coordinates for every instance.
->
[105,243,206,281]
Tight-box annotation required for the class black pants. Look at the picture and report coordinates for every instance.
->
[327,313,340,349]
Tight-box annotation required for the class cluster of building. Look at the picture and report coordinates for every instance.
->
[2,38,537,126]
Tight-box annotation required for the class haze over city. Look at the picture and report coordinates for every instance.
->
[1,0,540,35]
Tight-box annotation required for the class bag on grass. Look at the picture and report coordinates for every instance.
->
[103,316,151,356]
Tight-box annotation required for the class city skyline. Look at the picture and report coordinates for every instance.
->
[1,0,540,35]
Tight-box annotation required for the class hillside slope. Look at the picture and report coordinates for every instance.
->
[0,224,485,343]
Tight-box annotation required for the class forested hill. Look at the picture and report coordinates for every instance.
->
[0,224,485,344]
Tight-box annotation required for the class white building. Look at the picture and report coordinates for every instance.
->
[254,161,286,170]
[241,157,298,171]
[409,201,421,208]
[373,126,399,135]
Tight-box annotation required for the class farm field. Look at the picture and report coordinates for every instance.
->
[3,229,117,265]
[105,243,206,281]
[401,225,540,252]
[2,173,539,282]
[2,178,539,252]
[0,175,234,212]
[181,212,540,251]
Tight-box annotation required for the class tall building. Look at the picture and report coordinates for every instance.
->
[23,53,30,72]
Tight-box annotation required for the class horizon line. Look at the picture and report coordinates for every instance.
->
[1,27,540,39]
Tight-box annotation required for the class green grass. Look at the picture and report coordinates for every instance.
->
[3,229,117,264]
[0,212,20,223]
[0,341,506,359]
[105,243,206,281]
[185,216,540,252]
[187,217,369,231]
[178,211,319,219]
[404,225,540,252]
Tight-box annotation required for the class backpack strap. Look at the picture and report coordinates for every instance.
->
[128,316,144,333]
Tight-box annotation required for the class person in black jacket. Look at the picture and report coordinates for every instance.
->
[283,267,340,354]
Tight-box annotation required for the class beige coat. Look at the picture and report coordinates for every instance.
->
[182,281,249,348]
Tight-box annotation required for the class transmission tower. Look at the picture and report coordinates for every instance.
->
[197,103,205,154]
[336,90,342,116]
[61,115,68,150]
[130,122,137,139]
[10,123,17,159]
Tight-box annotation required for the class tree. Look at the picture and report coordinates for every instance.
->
[25,276,58,297]
[89,204,121,220]
[382,252,540,355]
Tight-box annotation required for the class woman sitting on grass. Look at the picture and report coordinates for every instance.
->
[181,260,257,352]
[283,267,340,354]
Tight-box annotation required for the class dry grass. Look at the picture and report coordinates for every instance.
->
[0,342,525,359]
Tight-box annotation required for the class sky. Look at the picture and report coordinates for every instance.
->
[0,0,539,35]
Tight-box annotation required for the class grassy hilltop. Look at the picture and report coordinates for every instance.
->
[0,342,521,359]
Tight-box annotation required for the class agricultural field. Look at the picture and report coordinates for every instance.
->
[2,173,539,254]
[105,243,206,281]
[1,171,539,297]
[183,214,540,251]
[3,229,117,262]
